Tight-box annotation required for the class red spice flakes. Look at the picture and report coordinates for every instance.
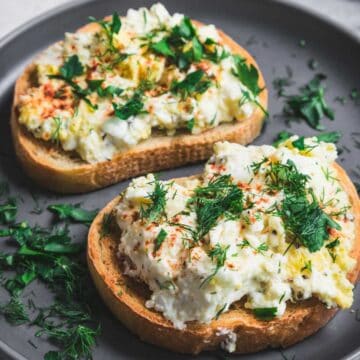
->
[238,182,251,191]
[44,83,55,98]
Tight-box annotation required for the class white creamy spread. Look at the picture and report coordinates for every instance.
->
[114,137,356,338]
[18,3,261,163]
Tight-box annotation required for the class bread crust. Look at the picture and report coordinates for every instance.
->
[87,163,360,354]
[11,20,267,194]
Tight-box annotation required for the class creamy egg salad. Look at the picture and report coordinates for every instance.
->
[17,3,265,163]
[114,136,356,338]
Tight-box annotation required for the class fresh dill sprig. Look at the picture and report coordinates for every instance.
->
[265,160,309,195]
[200,243,229,287]
[140,176,168,223]
[189,175,243,242]
[281,190,341,253]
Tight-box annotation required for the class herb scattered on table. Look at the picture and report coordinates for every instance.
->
[0,203,100,359]
[283,74,334,130]
[48,203,98,225]
[272,66,294,96]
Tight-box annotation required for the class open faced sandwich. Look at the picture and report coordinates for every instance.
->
[88,135,360,354]
[11,3,267,193]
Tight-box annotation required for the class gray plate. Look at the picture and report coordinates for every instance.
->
[0,0,359,359]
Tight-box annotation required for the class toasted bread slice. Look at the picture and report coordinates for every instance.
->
[87,163,360,354]
[11,19,267,194]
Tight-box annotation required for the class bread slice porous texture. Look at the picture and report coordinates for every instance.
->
[87,163,360,354]
[11,19,267,194]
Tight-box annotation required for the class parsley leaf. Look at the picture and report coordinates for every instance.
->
[112,91,146,120]
[48,204,98,225]
[171,70,212,99]
[0,197,17,224]
[316,131,342,143]
[284,74,335,130]
[150,39,175,57]
[59,55,84,79]
[90,12,121,51]
[49,55,97,110]
[232,55,262,96]
[273,131,293,147]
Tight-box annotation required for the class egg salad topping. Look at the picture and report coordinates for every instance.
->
[17,3,265,163]
[114,136,356,331]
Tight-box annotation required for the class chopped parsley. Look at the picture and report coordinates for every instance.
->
[272,66,294,96]
[49,55,97,110]
[0,197,17,224]
[283,74,335,130]
[149,17,207,70]
[87,79,123,98]
[48,203,98,225]
[89,12,121,51]
[112,91,146,120]
[253,307,277,320]
[170,70,212,100]
[232,55,262,96]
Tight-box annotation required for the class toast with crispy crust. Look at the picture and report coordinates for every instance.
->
[11,19,267,194]
[87,163,360,354]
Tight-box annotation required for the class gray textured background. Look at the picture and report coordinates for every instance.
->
[1,0,360,40]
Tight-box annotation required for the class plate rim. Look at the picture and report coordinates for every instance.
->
[0,0,359,359]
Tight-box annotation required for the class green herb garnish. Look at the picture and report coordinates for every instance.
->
[253,307,277,320]
[89,12,121,51]
[112,91,146,120]
[189,175,243,242]
[273,131,341,148]
[154,229,167,252]
[0,296,29,325]
[48,204,98,225]
[140,176,168,223]
[284,74,334,130]
[49,55,97,110]
[301,260,312,272]
[281,191,341,253]
[200,243,230,287]
[0,197,17,224]
[232,55,262,96]
[171,70,212,99]
[272,66,294,96]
